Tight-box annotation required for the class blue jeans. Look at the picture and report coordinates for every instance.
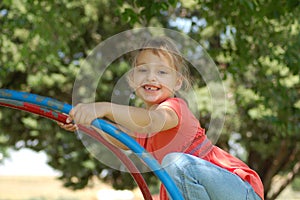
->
[161,153,262,200]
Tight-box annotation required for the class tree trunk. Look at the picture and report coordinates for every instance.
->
[267,161,300,200]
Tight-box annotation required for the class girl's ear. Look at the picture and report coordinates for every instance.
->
[174,76,183,91]
[126,69,136,89]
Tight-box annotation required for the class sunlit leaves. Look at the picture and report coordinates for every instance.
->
[0,0,139,191]
[116,0,177,25]
[0,0,299,197]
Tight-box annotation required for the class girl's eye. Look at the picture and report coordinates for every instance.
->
[158,70,167,74]
[136,68,147,73]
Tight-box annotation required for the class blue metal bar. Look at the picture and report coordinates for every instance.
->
[0,89,184,200]
[0,89,72,113]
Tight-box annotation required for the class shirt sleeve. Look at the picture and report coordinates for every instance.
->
[158,98,187,121]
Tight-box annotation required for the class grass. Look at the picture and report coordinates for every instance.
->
[0,176,143,200]
[0,176,299,200]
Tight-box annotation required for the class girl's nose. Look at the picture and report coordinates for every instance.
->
[147,70,157,81]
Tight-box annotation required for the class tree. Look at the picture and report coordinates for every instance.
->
[0,0,139,191]
[0,0,299,199]
[132,0,299,199]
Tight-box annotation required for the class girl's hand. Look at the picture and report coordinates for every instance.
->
[57,116,78,132]
[69,102,110,126]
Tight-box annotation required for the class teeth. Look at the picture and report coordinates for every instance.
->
[145,86,158,91]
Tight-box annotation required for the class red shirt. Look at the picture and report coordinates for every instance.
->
[136,98,264,200]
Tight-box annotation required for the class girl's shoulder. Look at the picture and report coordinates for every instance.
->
[159,97,189,114]
[161,97,187,105]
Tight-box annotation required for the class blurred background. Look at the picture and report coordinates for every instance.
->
[0,0,299,199]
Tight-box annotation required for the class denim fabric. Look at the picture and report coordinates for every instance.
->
[161,153,262,200]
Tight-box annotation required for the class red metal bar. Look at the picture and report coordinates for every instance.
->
[0,101,153,200]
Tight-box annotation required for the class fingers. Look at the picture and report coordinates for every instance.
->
[64,123,78,131]
[57,114,77,131]
[69,103,96,125]
[57,121,78,132]
[58,102,99,132]
[66,116,72,123]
[69,107,75,120]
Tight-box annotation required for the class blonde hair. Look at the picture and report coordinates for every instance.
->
[131,36,191,91]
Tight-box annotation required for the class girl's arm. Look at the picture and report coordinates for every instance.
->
[69,102,179,136]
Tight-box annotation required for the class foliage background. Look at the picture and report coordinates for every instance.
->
[0,0,299,199]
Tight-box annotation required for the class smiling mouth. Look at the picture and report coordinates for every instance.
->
[143,85,160,91]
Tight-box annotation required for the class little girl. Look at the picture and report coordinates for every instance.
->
[59,36,264,200]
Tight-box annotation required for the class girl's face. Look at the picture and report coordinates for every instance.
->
[131,49,182,108]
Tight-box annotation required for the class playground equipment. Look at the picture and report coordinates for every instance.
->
[0,89,184,200]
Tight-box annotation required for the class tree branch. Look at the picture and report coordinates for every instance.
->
[268,161,300,200]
